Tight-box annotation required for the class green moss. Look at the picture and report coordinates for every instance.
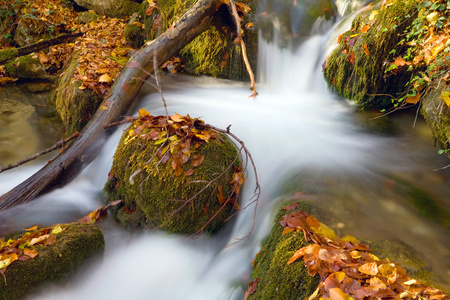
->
[0,223,104,300]
[4,55,47,79]
[105,129,241,234]
[248,201,319,300]
[0,48,18,64]
[324,0,418,108]
[54,53,102,135]
[124,15,145,49]
[421,83,450,152]
[78,11,101,24]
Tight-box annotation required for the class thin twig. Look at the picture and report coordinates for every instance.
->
[0,132,80,173]
[228,0,258,98]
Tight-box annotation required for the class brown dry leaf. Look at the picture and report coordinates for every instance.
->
[394,56,406,67]
[29,234,50,246]
[192,154,205,167]
[217,185,225,205]
[347,52,356,64]
[244,278,260,300]
[24,248,38,258]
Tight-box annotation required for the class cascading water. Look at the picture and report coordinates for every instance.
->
[0,0,449,298]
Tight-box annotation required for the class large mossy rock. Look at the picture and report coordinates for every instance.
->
[248,202,320,300]
[0,223,104,300]
[104,116,241,234]
[421,84,450,151]
[138,0,258,81]
[54,53,102,135]
[323,0,418,108]
[73,0,140,18]
[4,55,47,80]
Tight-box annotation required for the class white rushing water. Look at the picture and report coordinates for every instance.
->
[0,1,449,298]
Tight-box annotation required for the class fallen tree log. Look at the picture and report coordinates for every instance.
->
[0,32,84,64]
[0,0,223,211]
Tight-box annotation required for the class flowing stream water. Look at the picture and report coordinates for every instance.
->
[0,0,449,298]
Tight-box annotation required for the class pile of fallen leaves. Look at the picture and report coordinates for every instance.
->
[0,0,134,96]
[270,207,449,300]
[387,0,450,106]
[0,224,65,278]
[122,109,244,208]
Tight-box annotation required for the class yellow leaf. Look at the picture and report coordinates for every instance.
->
[440,91,450,106]
[369,10,378,21]
[334,271,346,282]
[51,225,63,234]
[138,108,150,117]
[329,287,348,300]
[432,44,445,57]
[426,12,439,25]
[0,253,18,269]
[98,74,112,83]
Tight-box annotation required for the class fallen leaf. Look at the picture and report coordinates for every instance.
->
[329,287,348,300]
[98,74,112,83]
[24,248,38,258]
[359,262,378,276]
[363,43,371,56]
[440,91,450,106]
[244,278,260,300]
[405,93,421,104]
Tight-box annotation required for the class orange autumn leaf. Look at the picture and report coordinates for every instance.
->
[329,287,348,300]
[405,93,421,104]
[347,52,356,64]
[359,262,378,276]
[217,185,225,205]
[361,24,370,33]
[363,43,371,56]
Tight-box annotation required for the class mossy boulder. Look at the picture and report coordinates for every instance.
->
[78,11,102,24]
[0,48,18,64]
[4,55,47,80]
[54,53,102,135]
[323,0,418,108]
[421,83,450,152]
[104,118,242,234]
[73,0,140,18]
[248,201,320,300]
[138,0,258,81]
[0,223,104,300]
[13,19,53,47]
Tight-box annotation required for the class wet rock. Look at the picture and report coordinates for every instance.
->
[0,223,104,300]
[73,0,140,18]
[54,53,102,135]
[247,201,319,300]
[104,121,241,234]
[5,56,47,80]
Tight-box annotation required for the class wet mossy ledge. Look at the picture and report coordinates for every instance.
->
[247,201,320,300]
[0,223,104,300]
[104,112,243,234]
[323,0,418,108]
[247,200,449,299]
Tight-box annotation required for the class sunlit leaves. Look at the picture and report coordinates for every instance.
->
[279,209,449,300]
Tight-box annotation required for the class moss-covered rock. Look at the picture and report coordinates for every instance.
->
[4,55,47,80]
[104,121,241,234]
[124,13,145,49]
[421,83,450,152]
[54,53,102,135]
[138,0,258,81]
[13,19,53,47]
[248,201,320,300]
[78,11,102,24]
[0,223,104,300]
[0,48,18,64]
[324,0,418,108]
[73,0,140,18]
